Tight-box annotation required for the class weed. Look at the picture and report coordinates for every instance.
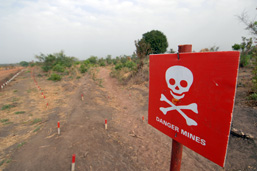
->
[29,114,33,116]
[0,119,9,123]
[17,142,26,148]
[33,126,41,132]
[0,160,5,166]
[0,93,3,96]
[248,93,257,100]
[32,118,42,124]
[37,74,42,77]
[1,104,15,110]
[6,159,11,163]
[76,76,81,79]
[15,111,25,114]
[4,122,13,125]
[13,89,18,93]
[26,70,31,73]
[27,89,31,93]
[12,97,19,102]
[48,73,61,81]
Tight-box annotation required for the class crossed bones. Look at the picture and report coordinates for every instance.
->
[160,94,198,126]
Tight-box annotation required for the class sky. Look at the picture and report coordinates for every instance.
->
[0,0,256,64]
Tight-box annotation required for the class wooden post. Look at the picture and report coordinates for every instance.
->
[170,44,192,171]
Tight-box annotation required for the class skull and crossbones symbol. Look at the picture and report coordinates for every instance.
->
[160,65,198,126]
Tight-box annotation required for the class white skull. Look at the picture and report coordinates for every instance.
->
[165,65,193,100]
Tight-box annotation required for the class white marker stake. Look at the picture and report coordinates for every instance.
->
[105,119,107,130]
[58,121,60,135]
[71,154,76,171]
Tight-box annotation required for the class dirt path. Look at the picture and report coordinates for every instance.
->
[1,66,256,170]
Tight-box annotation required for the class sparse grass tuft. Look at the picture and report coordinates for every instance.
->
[1,104,15,110]
[0,119,9,123]
[33,126,41,132]
[248,93,257,100]
[6,159,11,163]
[13,89,18,93]
[0,160,5,166]
[4,122,13,125]
[15,111,25,114]
[17,142,26,148]
[12,97,19,102]
[32,118,42,124]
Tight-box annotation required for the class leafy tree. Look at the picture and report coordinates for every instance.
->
[232,44,241,50]
[19,61,29,67]
[87,56,98,64]
[142,30,168,54]
[135,38,152,70]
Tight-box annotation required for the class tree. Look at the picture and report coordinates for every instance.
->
[19,61,29,67]
[135,38,152,70]
[237,11,257,37]
[232,44,241,50]
[142,30,168,54]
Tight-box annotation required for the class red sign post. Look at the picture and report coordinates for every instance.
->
[148,46,240,168]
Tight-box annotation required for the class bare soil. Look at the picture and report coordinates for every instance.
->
[0,66,256,171]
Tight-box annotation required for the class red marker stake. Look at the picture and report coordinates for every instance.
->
[41,92,43,96]
[71,154,76,171]
[46,103,48,109]
[142,116,144,122]
[81,94,84,101]
[105,119,107,130]
[58,121,60,135]
[44,96,46,99]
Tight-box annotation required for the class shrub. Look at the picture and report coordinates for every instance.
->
[88,56,98,64]
[74,61,80,65]
[20,61,29,67]
[124,61,136,70]
[115,63,123,70]
[240,55,251,67]
[48,73,61,81]
[53,64,65,72]
[106,55,112,65]
[80,64,88,73]
[98,58,106,66]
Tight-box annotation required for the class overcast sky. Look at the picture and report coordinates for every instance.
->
[0,0,256,64]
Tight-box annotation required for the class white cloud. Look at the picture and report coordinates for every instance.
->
[0,0,256,63]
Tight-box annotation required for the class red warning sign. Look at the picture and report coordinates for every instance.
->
[148,52,240,167]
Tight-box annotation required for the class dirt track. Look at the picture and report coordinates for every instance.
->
[0,66,256,170]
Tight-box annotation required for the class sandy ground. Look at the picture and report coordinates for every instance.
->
[0,66,256,171]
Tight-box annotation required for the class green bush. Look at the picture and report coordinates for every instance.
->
[115,63,123,70]
[48,73,61,81]
[106,55,112,65]
[124,61,136,70]
[80,64,88,73]
[240,55,251,67]
[20,61,29,67]
[42,65,51,72]
[53,64,65,72]
[88,56,98,64]
[74,61,80,65]
[98,58,106,66]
